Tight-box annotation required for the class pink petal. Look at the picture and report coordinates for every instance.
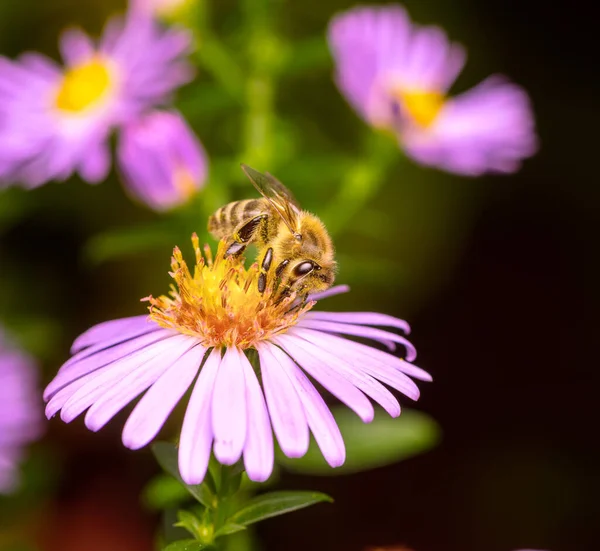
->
[272,334,374,423]
[121,344,207,450]
[297,318,416,360]
[289,329,401,417]
[257,344,310,458]
[211,348,247,465]
[70,315,153,354]
[178,348,221,485]
[45,329,171,401]
[240,353,274,482]
[279,356,345,467]
[83,335,198,431]
[303,311,410,333]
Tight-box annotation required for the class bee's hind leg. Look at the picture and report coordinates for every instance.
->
[225,214,268,257]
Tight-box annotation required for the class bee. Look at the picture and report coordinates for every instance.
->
[208,164,336,298]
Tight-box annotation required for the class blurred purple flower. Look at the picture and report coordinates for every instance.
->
[133,0,193,19]
[0,329,42,493]
[44,238,431,484]
[0,11,206,210]
[328,4,538,176]
[118,110,208,211]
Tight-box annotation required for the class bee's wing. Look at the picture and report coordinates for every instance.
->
[240,164,301,235]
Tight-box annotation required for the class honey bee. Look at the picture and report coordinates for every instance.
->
[208,164,336,298]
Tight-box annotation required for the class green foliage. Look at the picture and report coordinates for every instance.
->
[227,491,333,526]
[277,407,441,475]
[153,442,332,551]
[164,540,209,551]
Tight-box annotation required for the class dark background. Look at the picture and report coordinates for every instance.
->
[0,1,598,550]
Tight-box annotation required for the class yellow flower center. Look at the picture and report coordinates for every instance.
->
[396,89,445,128]
[145,235,312,349]
[55,58,113,113]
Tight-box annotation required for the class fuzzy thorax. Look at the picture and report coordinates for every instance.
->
[145,234,313,349]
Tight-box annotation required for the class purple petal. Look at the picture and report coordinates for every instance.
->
[257,343,310,458]
[117,110,208,212]
[78,139,111,183]
[294,328,421,401]
[306,284,350,302]
[304,310,410,333]
[121,344,206,450]
[286,329,401,417]
[45,328,171,402]
[179,348,221,485]
[71,315,151,354]
[59,27,95,66]
[272,334,374,423]
[278,355,345,467]
[84,335,198,431]
[297,318,416,360]
[211,347,247,465]
[240,352,274,482]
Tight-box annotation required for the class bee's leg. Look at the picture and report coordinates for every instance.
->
[225,214,268,257]
[257,247,274,294]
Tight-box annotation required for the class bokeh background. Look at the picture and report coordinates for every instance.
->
[0,0,597,550]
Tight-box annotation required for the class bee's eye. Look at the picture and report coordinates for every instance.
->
[293,261,315,277]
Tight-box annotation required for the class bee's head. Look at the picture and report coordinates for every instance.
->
[287,258,336,295]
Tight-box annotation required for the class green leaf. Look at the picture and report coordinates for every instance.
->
[152,442,216,509]
[213,523,247,538]
[163,540,208,551]
[143,473,191,510]
[277,408,441,475]
[175,510,204,539]
[228,491,332,526]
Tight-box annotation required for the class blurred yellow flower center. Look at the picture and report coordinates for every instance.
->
[145,235,312,349]
[55,58,113,113]
[397,90,445,127]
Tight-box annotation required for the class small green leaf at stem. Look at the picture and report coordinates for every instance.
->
[152,442,216,509]
[213,523,247,538]
[163,539,208,551]
[227,491,332,526]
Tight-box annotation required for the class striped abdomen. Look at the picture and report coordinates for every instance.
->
[208,199,268,241]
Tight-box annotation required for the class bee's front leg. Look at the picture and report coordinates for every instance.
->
[258,247,274,294]
[225,214,268,256]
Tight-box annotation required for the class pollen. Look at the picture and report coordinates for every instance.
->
[145,234,313,349]
[55,58,114,113]
[397,89,445,128]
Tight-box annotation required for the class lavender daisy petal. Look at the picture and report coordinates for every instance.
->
[211,348,248,465]
[71,315,153,353]
[286,330,402,417]
[278,353,345,467]
[57,333,182,423]
[257,343,310,458]
[59,28,95,66]
[272,334,375,423]
[296,318,416,358]
[295,328,421,401]
[402,76,538,175]
[306,284,350,302]
[304,310,411,334]
[179,348,221,485]
[117,110,208,211]
[45,328,171,401]
[84,334,199,431]
[240,352,274,482]
[122,344,206,450]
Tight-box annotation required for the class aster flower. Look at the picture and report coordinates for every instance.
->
[44,236,431,484]
[117,110,208,211]
[0,329,42,493]
[0,11,206,209]
[328,4,538,176]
